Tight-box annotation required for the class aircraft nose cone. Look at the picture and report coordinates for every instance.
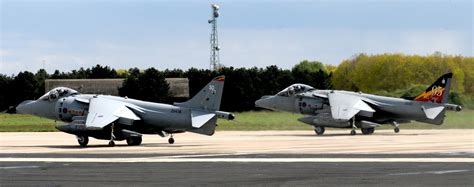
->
[255,96,272,109]
[16,100,34,114]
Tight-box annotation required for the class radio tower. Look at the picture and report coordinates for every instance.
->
[208,4,220,71]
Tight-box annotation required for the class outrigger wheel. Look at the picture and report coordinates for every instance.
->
[350,117,357,135]
[391,121,400,133]
[394,127,400,133]
[168,138,175,144]
[350,129,356,135]
[168,134,175,144]
[109,123,116,147]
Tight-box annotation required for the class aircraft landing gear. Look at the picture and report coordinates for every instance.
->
[77,135,89,147]
[350,117,357,135]
[314,126,325,135]
[168,134,175,144]
[391,121,400,133]
[361,127,375,135]
[109,123,116,147]
[350,129,356,135]
[126,136,142,146]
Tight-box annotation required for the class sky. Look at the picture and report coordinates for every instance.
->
[1,0,472,75]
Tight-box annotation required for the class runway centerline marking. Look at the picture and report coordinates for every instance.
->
[1,157,473,163]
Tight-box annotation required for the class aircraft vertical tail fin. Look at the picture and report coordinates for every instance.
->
[174,76,225,111]
[414,73,452,104]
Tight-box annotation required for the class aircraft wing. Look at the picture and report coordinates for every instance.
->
[85,96,141,130]
[328,92,375,121]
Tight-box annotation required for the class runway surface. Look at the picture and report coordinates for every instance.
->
[1,130,473,186]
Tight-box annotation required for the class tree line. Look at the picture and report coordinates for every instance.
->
[331,53,473,107]
[1,53,472,112]
[0,62,330,112]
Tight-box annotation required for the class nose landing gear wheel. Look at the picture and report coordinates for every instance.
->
[108,141,115,147]
[77,136,89,147]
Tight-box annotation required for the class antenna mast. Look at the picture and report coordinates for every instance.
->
[208,4,220,71]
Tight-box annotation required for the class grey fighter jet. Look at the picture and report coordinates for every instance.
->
[255,73,462,135]
[16,76,234,147]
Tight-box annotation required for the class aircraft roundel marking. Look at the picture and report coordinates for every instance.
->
[63,108,68,114]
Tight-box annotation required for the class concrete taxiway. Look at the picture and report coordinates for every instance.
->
[1,130,473,186]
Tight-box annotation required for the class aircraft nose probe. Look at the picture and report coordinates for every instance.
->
[5,105,17,114]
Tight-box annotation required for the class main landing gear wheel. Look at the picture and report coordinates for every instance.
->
[361,127,375,135]
[126,136,142,146]
[314,126,325,135]
[108,141,115,147]
[77,136,89,147]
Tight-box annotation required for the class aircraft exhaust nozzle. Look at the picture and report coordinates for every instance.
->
[444,103,462,112]
[215,111,235,120]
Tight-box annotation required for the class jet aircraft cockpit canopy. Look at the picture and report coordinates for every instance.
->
[39,87,79,101]
[276,84,315,97]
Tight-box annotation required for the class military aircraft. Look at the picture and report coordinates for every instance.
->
[255,73,462,135]
[15,76,234,147]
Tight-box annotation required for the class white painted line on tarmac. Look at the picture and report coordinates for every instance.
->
[161,153,248,158]
[428,170,470,174]
[389,169,470,176]
[0,165,41,169]
[1,157,474,163]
